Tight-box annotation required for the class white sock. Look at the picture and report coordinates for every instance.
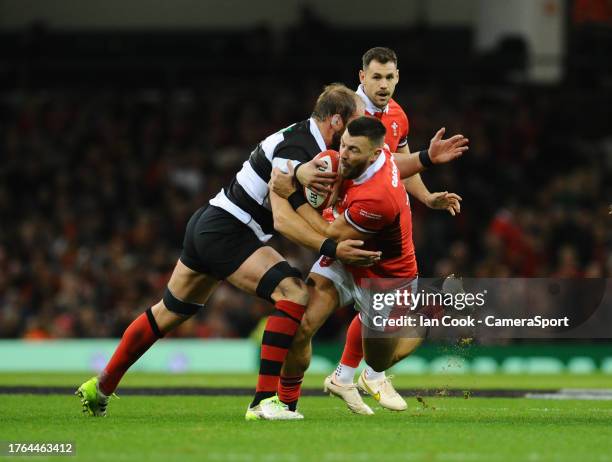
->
[364,366,385,381]
[334,363,357,385]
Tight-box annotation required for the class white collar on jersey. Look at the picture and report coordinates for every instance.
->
[352,151,386,185]
[309,117,327,152]
[356,85,389,116]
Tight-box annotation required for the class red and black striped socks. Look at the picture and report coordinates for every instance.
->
[278,374,304,411]
[251,300,306,407]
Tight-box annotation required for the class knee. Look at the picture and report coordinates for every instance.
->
[273,277,309,306]
[162,287,202,318]
[150,300,187,335]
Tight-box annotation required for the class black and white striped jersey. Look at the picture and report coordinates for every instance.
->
[209,118,326,242]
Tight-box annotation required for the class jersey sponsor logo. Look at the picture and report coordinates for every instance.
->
[359,209,382,220]
[390,157,399,187]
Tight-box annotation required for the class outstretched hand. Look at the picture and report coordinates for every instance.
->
[427,191,462,216]
[427,127,469,165]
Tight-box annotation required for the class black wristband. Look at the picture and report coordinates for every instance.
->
[288,190,308,210]
[319,238,337,258]
[419,149,434,168]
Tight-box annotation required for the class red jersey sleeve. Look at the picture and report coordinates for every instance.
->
[397,108,409,148]
[344,196,393,234]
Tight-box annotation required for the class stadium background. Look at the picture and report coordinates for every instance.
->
[0,0,610,376]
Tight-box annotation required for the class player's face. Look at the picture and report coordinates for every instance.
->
[339,132,381,180]
[359,60,399,109]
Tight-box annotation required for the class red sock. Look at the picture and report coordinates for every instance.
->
[99,309,163,395]
[252,300,305,406]
[278,374,304,411]
[340,314,363,368]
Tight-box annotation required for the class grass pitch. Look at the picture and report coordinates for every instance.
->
[2,371,611,389]
[1,373,611,462]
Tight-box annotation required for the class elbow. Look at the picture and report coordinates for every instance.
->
[273,215,286,234]
[399,169,417,180]
[397,164,412,179]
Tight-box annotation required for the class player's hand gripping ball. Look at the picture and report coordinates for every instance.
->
[304,150,340,211]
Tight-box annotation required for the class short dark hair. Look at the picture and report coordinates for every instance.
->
[362,47,398,69]
[311,83,358,124]
[346,116,386,147]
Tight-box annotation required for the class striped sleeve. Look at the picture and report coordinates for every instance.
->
[271,146,311,173]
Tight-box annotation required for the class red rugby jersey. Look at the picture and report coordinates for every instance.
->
[356,85,410,153]
[335,148,418,284]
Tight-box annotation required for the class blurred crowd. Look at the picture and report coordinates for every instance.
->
[0,77,610,339]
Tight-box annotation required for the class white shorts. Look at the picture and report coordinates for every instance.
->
[310,256,418,331]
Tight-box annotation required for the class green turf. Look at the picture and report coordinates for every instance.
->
[1,372,611,389]
[1,394,611,462]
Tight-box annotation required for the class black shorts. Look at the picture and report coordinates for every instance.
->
[179,205,264,280]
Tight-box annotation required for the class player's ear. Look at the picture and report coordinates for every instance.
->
[359,69,365,84]
[396,68,400,83]
[331,114,341,127]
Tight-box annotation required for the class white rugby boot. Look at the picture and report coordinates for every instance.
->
[323,375,374,415]
[245,395,304,421]
[357,370,407,411]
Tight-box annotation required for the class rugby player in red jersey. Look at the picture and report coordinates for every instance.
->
[294,47,464,413]
[331,47,463,411]
[270,115,468,416]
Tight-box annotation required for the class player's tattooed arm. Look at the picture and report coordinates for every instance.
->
[393,127,469,178]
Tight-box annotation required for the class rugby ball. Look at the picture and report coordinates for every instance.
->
[304,150,340,211]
